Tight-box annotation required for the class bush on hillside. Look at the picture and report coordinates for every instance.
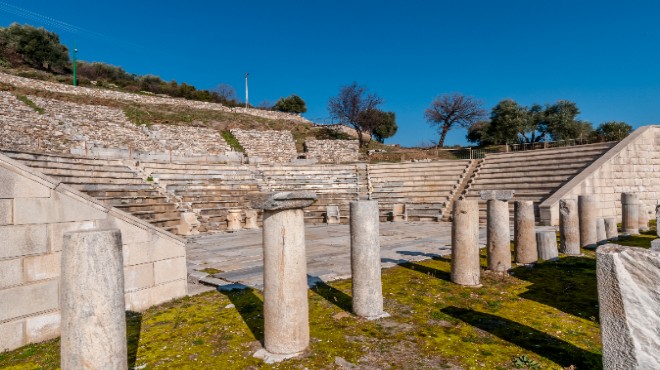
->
[0,23,71,73]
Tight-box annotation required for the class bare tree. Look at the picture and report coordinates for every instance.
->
[212,83,237,102]
[328,82,383,147]
[425,93,486,147]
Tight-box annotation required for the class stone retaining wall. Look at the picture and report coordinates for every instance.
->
[231,129,298,163]
[0,153,187,352]
[539,125,660,225]
[305,139,359,163]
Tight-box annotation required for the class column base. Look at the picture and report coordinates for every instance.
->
[361,312,391,321]
[254,348,304,364]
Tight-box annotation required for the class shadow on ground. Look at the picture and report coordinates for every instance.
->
[126,311,142,368]
[511,256,599,321]
[218,285,265,345]
[309,276,353,312]
[442,306,602,369]
[383,257,451,282]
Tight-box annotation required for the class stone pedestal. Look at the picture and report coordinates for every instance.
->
[61,229,127,370]
[596,218,607,245]
[481,190,514,272]
[350,201,388,319]
[514,200,537,264]
[536,230,559,261]
[244,209,259,229]
[621,193,639,235]
[578,195,598,249]
[227,209,243,232]
[391,203,407,222]
[604,217,618,241]
[451,200,481,286]
[638,205,650,232]
[326,205,341,224]
[559,199,581,255]
[177,212,200,236]
[251,191,316,359]
[596,244,660,369]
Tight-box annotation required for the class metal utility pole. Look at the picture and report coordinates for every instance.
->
[72,44,78,86]
[245,72,249,108]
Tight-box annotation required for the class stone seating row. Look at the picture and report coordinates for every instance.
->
[462,142,617,222]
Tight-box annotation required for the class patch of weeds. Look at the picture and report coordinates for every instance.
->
[124,106,152,127]
[200,267,222,274]
[221,130,244,152]
[512,354,540,369]
[146,176,153,182]
[16,94,44,114]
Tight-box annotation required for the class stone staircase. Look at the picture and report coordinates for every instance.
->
[461,142,617,222]
[368,160,473,222]
[230,129,298,163]
[2,150,184,233]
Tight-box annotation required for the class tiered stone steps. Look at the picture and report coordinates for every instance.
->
[142,161,262,232]
[368,160,473,222]
[261,165,360,224]
[461,142,617,222]
[2,151,183,232]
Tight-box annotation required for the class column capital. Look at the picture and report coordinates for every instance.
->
[249,191,317,211]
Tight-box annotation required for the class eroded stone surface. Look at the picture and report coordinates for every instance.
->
[479,190,515,201]
[248,191,317,211]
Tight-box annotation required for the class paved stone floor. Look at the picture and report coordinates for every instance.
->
[186,221,556,290]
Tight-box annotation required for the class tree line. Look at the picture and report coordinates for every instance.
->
[425,94,633,147]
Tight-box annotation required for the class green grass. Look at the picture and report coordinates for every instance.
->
[15,94,44,114]
[221,130,244,152]
[0,248,603,369]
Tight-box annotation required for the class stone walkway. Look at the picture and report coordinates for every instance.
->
[186,221,556,290]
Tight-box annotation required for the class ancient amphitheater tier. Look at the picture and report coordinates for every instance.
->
[230,129,298,163]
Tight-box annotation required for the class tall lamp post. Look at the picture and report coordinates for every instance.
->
[72,44,78,86]
[245,72,249,108]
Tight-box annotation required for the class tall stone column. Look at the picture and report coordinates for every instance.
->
[250,191,316,361]
[60,229,127,370]
[350,200,388,319]
[578,195,598,249]
[513,200,537,264]
[244,209,259,229]
[621,193,639,235]
[451,200,481,286]
[638,204,650,232]
[536,230,559,261]
[596,218,608,245]
[481,190,515,272]
[559,199,581,255]
[603,217,618,241]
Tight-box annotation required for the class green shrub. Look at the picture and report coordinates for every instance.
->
[221,130,244,152]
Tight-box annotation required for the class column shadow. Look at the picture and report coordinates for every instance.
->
[441,306,602,369]
[510,256,599,321]
[308,275,353,312]
[126,311,142,368]
[218,284,265,345]
[382,257,451,282]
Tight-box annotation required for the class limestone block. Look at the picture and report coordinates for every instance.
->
[24,252,61,282]
[101,215,152,245]
[125,279,187,312]
[0,167,51,198]
[122,235,185,266]
[479,190,515,201]
[48,221,96,252]
[154,257,187,285]
[176,212,200,236]
[124,263,155,292]
[0,280,59,322]
[0,258,23,289]
[596,244,660,369]
[0,224,48,259]
[26,311,60,343]
[14,191,107,225]
[0,319,24,352]
[0,199,12,225]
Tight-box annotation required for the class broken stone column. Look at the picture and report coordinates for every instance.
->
[176,212,200,236]
[596,244,660,369]
[250,191,316,360]
[480,190,515,272]
[578,195,598,249]
[559,199,581,255]
[350,200,388,319]
[621,193,640,235]
[391,203,407,222]
[226,209,243,232]
[244,209,259,229]
[536,230,559,261]
[451,199,481,286]
[513,200,537,264]
[326,205,341,224]
[61,229,127,370]
[604,217,618,241]
[638,204,650,232]
[597,218,607,245]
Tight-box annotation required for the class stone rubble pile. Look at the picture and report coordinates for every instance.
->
[147,124,231,155]
[304,139,359,163]
[231,129,298,163]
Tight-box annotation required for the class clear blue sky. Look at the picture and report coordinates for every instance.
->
[2,1,660,146]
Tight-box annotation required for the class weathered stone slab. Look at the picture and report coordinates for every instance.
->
[0,319,24,352]
[651,239,660,251]
[14,192,107,225]
[24,252,61,282]
[479,190,515,201]
[249,191,317,211]
[124,263,155,292]
[0,199,12,225]
[0,258,23,289]
[48,221,97,252]
[596,244,660,369]
[0,224,48,259]
[25,311,60,343]
[0,167,52,198]
[154,257,187,285]
[0,280,59,322]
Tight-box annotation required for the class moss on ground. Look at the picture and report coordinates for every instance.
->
[1,246,604,370]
